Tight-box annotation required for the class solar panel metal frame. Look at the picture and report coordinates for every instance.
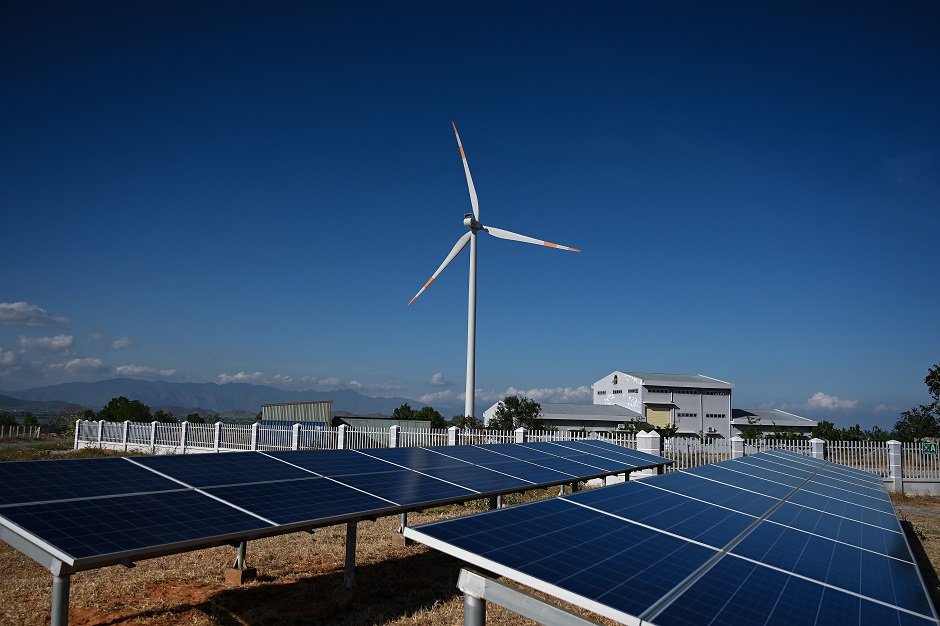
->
[405,449,940,626]
[0,441,672,576]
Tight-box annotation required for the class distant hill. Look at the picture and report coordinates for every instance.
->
[4,378,441,417]
[0,394,85,416]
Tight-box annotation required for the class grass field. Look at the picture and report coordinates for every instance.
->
[1,444,938,625]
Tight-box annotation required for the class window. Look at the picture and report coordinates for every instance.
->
[648,388,670,394]
[596,390,606,395]
[704,390,729,396]
[628,388,638,393]
[706,413,727,419]
[676,389,699,395]
[612,389,623,394]
[677,412,697,418]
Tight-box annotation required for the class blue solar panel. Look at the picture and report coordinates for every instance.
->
[132,451,316,487]
[360,446,472,470]
[405,450,938,626]
[266,449,399,476]
[0,491,271,563]
[0,457,181,505]
[474,444,612,475]
[205,477,397,524]
[326,468,477,506]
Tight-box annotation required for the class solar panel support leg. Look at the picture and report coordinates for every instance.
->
[396,513,413,546]
[235,541,247,569]
[51,573,70,626]
[464,592,486,626]
[487,495,500,510]
[344,521,357,589]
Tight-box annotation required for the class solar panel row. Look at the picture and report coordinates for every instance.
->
[405,449,939,626]
[0,439,671,572]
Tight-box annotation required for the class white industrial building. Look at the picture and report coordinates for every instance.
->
[593,371,735,439]
[731,408,817,438]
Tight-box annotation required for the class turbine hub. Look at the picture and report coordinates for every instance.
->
[463,213,483,231]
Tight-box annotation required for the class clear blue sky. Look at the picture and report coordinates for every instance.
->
[2,1,938,428]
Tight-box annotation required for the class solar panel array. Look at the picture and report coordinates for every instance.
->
[405,449,939,625]
[0,439,670,573]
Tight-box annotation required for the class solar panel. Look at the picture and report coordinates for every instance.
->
[405,450,939,626]
[0,440,671,575]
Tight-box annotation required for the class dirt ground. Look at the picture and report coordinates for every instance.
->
[1,446,937,625]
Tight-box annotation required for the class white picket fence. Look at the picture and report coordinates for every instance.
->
[0,425,42,440]
[73,420,940,491]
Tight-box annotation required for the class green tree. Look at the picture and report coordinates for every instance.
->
[736,424,763,440]
[812,420,841,440]
[391,403,415,421]
[652,424,679,438]
[98,396,152,422]
[413,406,447,428]
[184,412,205,423]
[450,414,483,429]
[0,412,17,427]
[22,412,39,428]
[894,363,940,442]
[489,395,546,430]
[152,409,177,423]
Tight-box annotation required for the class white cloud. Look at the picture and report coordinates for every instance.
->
[0,302,68,327]
[48,357,110,374]
[807,392,858,410]
[0,347,17,368]
[18,334,74,352]
[420,389,458,404]
[116,364,177,378]
[109,337,133,350]
[216,371,294,386]
[501,385,592,403]
[430,372,453,386]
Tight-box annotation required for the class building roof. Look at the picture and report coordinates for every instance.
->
[731,409,817,428]
[538,403,642,422]
[623,371,734,389]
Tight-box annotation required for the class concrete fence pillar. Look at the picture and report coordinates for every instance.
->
[731,436,745,460]
[150,421,157,452]
[635,431,663,478]
[810,438,826,460]
[447,426,459,446]
[250,422,259,451]
[514,427,528,443]
[214,421,222,452]
[97,420,105,444]
[123,420,130,451]
[73,420,81,449]
[337,424,348,450]
[180,421,189,452]
[291,423,301,450]
[887,439,903,493]
[389,425,400,448]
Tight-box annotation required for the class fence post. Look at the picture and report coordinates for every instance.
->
[250,422,259,451]
[731,436,744,460]
[214,421,222,452]
[97,420,105,444]
[514,427,528,443]
[389,425,400,448]
[337,424,347,450]
[123,420,130,452]
[292,423,301,450]
[73,420,81,449]
[887,440,903,493]
[180,421,189,453]
[447,426,459,446]
[810,438,826,460]
[150,421,157,453]
[636,431,663,477]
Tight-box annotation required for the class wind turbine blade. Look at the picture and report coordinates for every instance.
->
[452,122,480,221]
[484,225,581,252]
[408,231,472,305]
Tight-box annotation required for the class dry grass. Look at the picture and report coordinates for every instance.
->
[1,448,938,625]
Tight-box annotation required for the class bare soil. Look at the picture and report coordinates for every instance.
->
[1,449,937,625]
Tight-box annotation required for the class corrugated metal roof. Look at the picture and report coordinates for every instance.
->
[624,372,734,389]
[731,408,816,427]
[539,403,642,421]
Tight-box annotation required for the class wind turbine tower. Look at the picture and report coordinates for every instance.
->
[409,124,581,420]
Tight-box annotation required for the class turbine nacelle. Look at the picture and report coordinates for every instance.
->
[463,213,483,231]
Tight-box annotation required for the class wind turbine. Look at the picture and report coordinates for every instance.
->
[408,123,580,420]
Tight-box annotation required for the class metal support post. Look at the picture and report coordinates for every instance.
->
[51,573,70,626]
[235,540,247,570]
[399,512,408,533]
[464,593,486,626]
[344,521,357,588]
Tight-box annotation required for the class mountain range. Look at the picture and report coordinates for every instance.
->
[2,378,446,418]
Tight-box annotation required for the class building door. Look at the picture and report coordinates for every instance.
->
[645,406,671,428]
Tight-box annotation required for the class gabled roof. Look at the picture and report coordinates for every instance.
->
[731,408,817,427]
[602,371,734,390]
[539,403,642,422]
